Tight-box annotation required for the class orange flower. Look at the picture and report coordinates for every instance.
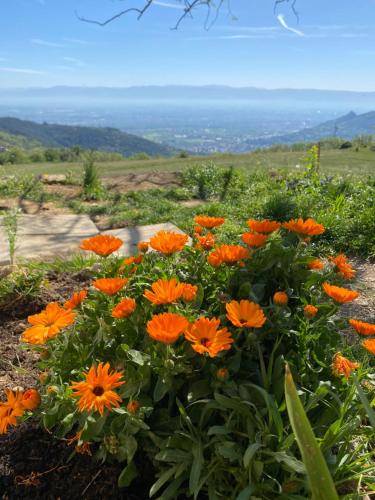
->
[196,232,215,251]
[93,278,128,295]
[242,232,268,248]
[147,312,189,344]
[21,389,41,411]
[208,245,250,267]
[0,390,25,434]
[193,225,203,235]
[80,234,123,256]
[70,362,125,416]
[273,291,289,306]
[283,218,325,236]
[181,284,198,302]
[64,290,88,310]
[119,255,143,273]
[226,300,266,328]
[349,319,375,336]
[185,317,233,358]
[362,339,375,355]
[149,230,188,255]
[247,219,280,234]
[304,305,318,318]
[112,298,136,319]
[330,254,356,279]
[144,279,185,305]
[137,240,149,252]
[323,283,359,303]
[332,353,360,379]
[194,215,225,229]
[308,259,324,270]
[22,302,76,345]
[216,367,229,380]
[127,400,140,414]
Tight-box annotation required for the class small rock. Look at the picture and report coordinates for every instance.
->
[39,174,67,184]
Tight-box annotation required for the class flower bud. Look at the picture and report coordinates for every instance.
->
[273,291,288,306]
[216,368,229,381]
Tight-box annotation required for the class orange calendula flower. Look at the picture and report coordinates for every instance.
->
[144,278,185,305]
[330,254,356,279]
[118,255,143,273]
[304,305,318,318]
[283,218,325,236]
[149,230,188,255]
[308,259,324,270]
[80,234,123,257]
[147,312,189,344]
[193,225,203,235]
[22,302,76,345]
[194,215,225,229]
[349,319,375,336]
[93,278,128,296]
[21,389,41,411]
[216,367,229,380]
[0,390,25,434]
[332,353,360,379]
[70,362,125,416]
[247,219,280,234]
[137,240,149,253]
[242,232,268,248]
[362,339,375,355]
[64,290,88,310]
[127,400,140,414]
[196,232,215,251]
[226,300,266,328]
[185,317,233,358]
[208,245,250,267]
[181,283,198,302]
[273,291,289,306]
[112,298,136,319]
[323,283,359,303]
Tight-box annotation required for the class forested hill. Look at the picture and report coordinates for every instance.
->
[0,117,173,157]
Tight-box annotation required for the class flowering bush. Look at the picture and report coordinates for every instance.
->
[2,219,374,497]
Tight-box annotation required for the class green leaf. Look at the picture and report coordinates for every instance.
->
[127,349,147,366]
[243,443,262,468]
[236,485,254,500]
[353,374,375,429]
[153,376,170,402]
[285,363,339,500]
[118,461,138,488]
[150,465,179,497]
[189,441,204,496]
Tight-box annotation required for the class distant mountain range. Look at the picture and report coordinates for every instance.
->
[2,85,375,104]
[0,117,172,156]
[245,111,375,148]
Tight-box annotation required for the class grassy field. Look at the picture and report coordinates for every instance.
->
[2,148,375,178]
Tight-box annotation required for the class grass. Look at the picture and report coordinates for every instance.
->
[2,148,375,178]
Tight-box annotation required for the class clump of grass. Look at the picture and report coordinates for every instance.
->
[82,154,105,201]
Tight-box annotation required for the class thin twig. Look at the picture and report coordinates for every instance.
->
[82,469,102,496]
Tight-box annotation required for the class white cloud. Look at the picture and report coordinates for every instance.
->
[63,37,90,45]
[277,14,304,37]
[31,38,65,48]
[0,66,46,75]
[63,56,86,67]
[153,1,184,9]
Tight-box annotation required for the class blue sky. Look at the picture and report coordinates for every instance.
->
[1,0,375,90]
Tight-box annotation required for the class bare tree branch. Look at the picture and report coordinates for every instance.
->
[76,0,299,29]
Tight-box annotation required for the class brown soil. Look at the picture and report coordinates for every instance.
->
[0,269,156,499]
[103,171,181,192]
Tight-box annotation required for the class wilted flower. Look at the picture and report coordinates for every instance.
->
[196,232,215,251]
[330,254,355,279]
[181,283,198,302]
[0,390,25,434]
[332,353,359,378]
[137,240,149,252]
[127,400,140,414]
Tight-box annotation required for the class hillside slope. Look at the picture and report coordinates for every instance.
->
[246,111,375,148]
[0,117,173,157]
